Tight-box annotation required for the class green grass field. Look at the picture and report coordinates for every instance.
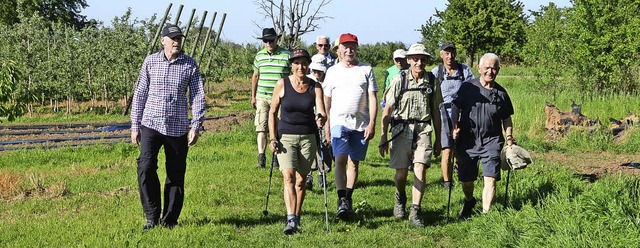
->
[2,66,640,247]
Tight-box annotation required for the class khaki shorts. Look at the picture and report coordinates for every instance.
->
[276,134,317,176]
[389,123,433,169]
[254,97,271,132]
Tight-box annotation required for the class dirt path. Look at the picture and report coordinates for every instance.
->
[533,150,640,179]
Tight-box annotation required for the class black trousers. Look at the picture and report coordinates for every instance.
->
[137,126,188,225]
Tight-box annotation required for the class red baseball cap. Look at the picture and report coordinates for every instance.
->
[339,33,358,44]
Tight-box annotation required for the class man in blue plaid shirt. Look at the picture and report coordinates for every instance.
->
[130,24,206,230]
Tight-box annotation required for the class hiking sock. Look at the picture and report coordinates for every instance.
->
[346,188,354,199]
[337,189,346,198]
[396,191,407,205]
[412,204,420,209]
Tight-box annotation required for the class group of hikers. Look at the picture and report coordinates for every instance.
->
[130,25,515,235]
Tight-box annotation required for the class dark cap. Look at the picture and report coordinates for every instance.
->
[440,42,456,51]
[257,28,281,41]
[289,49,311,62]
[162,24,184,38]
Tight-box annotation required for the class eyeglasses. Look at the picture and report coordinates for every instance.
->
[317,44,329,47]
[263,40,276,44]
[409,57,427,63]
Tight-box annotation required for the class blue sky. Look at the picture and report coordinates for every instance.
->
[82,0,572,46]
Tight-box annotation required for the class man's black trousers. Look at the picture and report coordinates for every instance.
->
[137,126,189,225]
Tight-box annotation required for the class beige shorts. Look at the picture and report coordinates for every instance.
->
[389,123,433,169]
[254,97,271,132]
[276,134,317,176]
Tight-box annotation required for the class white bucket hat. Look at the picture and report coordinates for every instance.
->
[393,49,406,59]
[309,54,327,72]
[500,144,533,170]
[405,43,431,57]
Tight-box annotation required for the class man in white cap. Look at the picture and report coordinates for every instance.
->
[323,33,378,220]
[381,49,409,111]
[305,54,332,191]
[379,43,442,227]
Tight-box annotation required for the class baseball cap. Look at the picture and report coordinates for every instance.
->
[339,33,358,44]
[393,49,406,59]
[289,49,311,62]
[162,24,184,38]
[441,42,456,51]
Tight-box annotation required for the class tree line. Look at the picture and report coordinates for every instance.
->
[1,0,638,120]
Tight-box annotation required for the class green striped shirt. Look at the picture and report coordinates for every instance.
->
[253,47,291,99]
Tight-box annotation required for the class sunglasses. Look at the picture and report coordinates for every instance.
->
[317,44,329,47]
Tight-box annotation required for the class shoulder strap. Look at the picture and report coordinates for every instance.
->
[394,70,408,107]
[438,64,444,83]
[457,62,465,81]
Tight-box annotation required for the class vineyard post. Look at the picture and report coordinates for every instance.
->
[189,11,208,57]
[198,12,217,62]
[182,8,197,50]
[123,3,172,116]
[205,13,227,81]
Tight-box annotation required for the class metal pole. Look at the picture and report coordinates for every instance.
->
[181,8,197,50]
[189,11,208,57]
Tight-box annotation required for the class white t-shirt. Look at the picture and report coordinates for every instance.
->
[323,61,378,131]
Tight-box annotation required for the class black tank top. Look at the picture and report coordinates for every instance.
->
[278,77,318,135]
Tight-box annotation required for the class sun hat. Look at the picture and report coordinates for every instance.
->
[405,43,431,57]
[309,54,327,72]
[500,144,533,170]
[256,28,280,41]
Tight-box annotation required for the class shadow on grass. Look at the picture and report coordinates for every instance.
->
[496,179,556,211]
[355,178,395,188]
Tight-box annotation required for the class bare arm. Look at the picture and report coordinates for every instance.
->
[378,100,393,157]
[503,116,514,146]
[314,84,327,127]
[251,71,259,109]
[364,91,378,141]
[324,95,332,145]
[268,78,285,152]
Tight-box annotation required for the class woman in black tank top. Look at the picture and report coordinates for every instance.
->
[267,49,327,235]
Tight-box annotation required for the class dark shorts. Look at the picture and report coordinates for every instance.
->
[456,149,501,182]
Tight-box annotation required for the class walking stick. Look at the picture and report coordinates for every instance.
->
[318,128,330,233]
[263,152,276,216]
[446,143,455,218]
[504,167,512,207]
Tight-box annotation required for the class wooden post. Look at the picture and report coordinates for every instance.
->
[182,8,197,50]
[189,11,208,57]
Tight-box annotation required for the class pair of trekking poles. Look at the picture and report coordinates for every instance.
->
[262,128,330,233]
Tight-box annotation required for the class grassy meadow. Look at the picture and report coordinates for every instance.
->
[1,66,640,247]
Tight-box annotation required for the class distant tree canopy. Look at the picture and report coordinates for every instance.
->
[422,0,527,67]
[0,0,89,29]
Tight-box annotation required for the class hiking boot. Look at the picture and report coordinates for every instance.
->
[458,197,477,219]
[306,175,313,191]
[283,219,298,235]
[142,219,158,231]
[408,205,425,227]
[393,192,406,219]
[442,181,453,190]
[256,153,266,168]
[336,197,350,220]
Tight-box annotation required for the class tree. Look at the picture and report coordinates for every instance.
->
[1,0,89,29]
[569,0,640,94]
[432,0,527,67]
[0,61,29,121]
[419,16,444,57]
[253,0,333,49]
[521,3,570,100]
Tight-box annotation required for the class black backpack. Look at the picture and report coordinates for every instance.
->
[392,70,437,122]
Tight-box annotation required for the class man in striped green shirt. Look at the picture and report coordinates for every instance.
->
[251,28,291,168]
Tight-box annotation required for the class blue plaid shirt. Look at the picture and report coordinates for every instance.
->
[130,51,206,137]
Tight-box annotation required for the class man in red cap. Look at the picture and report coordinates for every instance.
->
[323,33,378,220]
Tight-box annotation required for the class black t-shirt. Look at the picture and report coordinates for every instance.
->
[279,77,318,135]
[453,78,513,154]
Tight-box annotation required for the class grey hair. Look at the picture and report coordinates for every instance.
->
[316,35,330,44]
[479,53,500,66]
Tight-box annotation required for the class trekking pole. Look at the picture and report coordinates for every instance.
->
[504,167,512,207]
[318,128,330,233]
[446,143,455,218]
[263,152,276,216]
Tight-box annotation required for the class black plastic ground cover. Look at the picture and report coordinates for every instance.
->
[0,140,126,151]
[0,134,129,145]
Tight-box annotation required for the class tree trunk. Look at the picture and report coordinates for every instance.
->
[466,48,475,69]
